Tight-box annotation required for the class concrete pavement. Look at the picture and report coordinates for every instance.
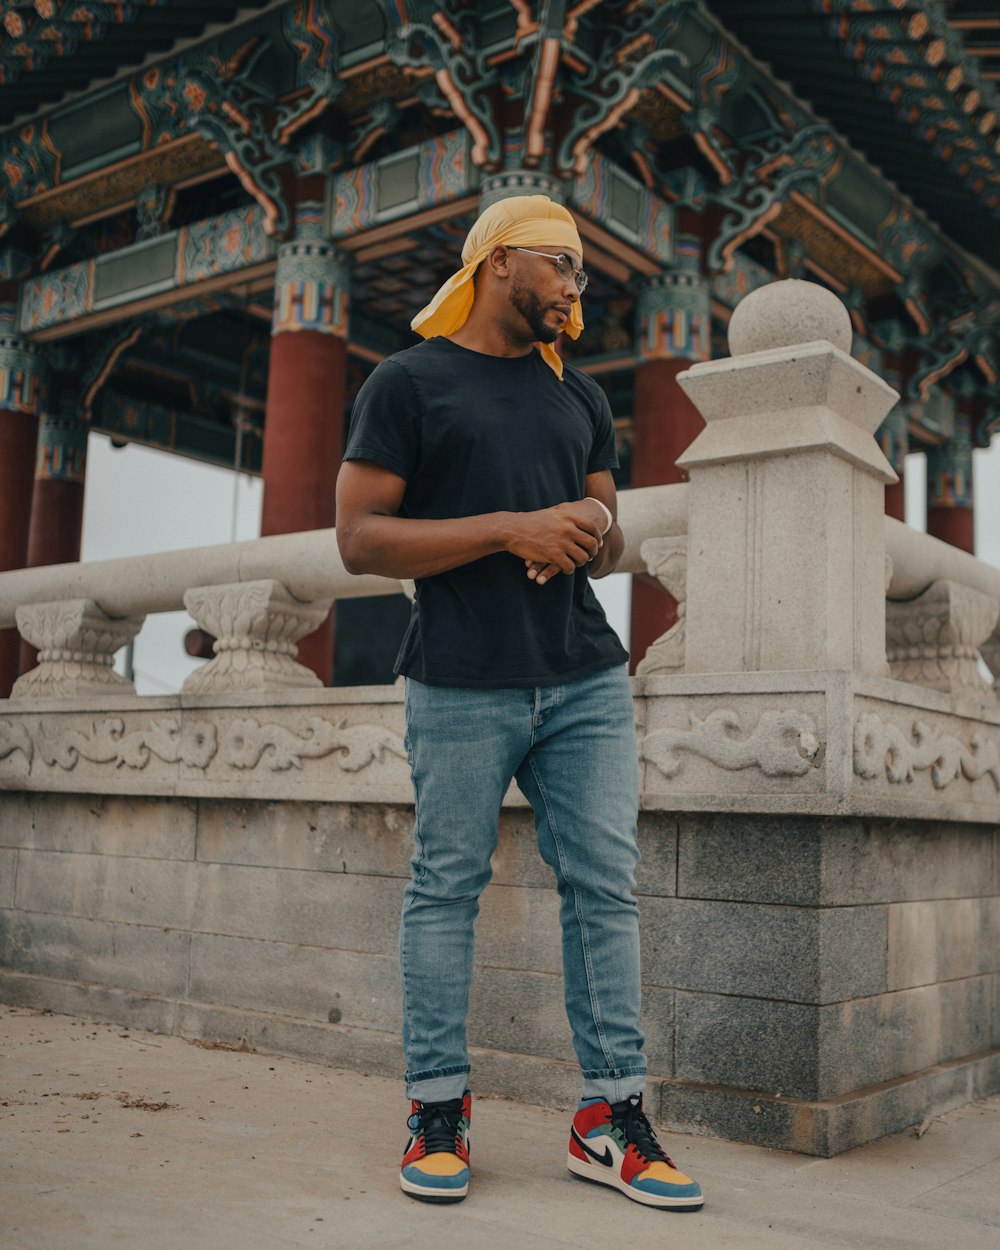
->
[2,1001,999,1249]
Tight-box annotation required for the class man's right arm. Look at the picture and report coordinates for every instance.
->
[336,459,605,581]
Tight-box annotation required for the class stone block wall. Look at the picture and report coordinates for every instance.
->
[1,791,998,1156]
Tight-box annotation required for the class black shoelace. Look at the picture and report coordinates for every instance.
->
[609,1095,671,1165]
[409,1097,465,1154]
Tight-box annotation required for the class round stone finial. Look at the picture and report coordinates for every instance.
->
[727,278,852,357]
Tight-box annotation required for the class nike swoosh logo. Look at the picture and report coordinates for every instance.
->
[572,1127,614,1167]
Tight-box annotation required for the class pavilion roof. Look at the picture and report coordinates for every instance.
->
[708,0,1000,271]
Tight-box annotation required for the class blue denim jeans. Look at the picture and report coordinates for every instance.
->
[400,663,645,1104]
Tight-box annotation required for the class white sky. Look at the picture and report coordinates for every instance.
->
[81,433,1000,696]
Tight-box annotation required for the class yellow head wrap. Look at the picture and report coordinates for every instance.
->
[410,194,584,380]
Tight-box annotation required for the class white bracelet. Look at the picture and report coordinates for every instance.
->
[586,497,614,535]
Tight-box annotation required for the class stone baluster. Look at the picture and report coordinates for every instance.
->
[634,538,687,676]
[181,580,333,694]
[981,635,1000,695]
[886,581,1000,697]
[674,279,899,676]
[11,599,144,698]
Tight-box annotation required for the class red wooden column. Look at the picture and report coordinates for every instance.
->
[927,406,975,554]
[877,343,907,521]
[629,235,710,671]
[260,220,351,684]
[19,378,89,675]
[0,329,43,696]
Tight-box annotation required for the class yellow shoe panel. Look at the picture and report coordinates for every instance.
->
[639,1161,695,1186]
[412,1152,469,1178]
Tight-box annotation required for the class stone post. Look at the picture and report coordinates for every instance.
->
[675,279,899,675]
[629,235,710,671]
[636,280,1000,1154]
[260,208,349,685]
[0,328,43,697]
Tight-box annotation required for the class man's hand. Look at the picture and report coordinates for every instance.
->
[506,501,605,583]
[520,498,610,586]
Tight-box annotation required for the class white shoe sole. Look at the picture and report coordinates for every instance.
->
[400,1172,469,1203]
[567,1153,704,1209]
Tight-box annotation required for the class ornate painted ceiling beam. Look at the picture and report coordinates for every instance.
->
[556,0,693,176]
[80,322,143,419]
[704,124,841,273]
[907,294,1000,400]
[1,1,332,211]
[128,0,340,238]
[521,0,565,166]
[387,0,502,168]
[17,202,276,340]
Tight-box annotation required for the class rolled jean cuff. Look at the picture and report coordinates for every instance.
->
[406,1066,470,1103]
[581,1068,646,1103]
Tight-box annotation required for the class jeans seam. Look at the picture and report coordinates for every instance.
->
[526,753,616,1076]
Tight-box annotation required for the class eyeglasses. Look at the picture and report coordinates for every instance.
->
[508,246,589,293]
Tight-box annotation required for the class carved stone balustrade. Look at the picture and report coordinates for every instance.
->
[182,580,333,694]
[11,599,144,699]
[886,580,999,698]
[633,280,1000,826]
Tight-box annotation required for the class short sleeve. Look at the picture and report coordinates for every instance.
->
[587,384,618,474]
[343,359,422,481]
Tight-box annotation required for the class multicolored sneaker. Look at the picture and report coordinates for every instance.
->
[399,1091,471,1203]
[568,1094,703,1210]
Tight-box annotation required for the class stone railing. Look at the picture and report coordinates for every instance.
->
[0,485,688,698]
[0,484,997,705]
[0,278,998,820]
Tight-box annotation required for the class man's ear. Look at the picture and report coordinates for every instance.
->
[487,244,511,280]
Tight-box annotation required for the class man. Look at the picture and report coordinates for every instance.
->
[336,194,703,1211]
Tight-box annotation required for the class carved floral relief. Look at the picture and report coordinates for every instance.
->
[0,721,33,770]
[223,717,407,773]
[853,712,1000,791]
[643,708,822,780]
[0,714,407,780]
[35,717,217,772]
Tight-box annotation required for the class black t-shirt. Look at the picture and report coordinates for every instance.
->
[343,336,628,688]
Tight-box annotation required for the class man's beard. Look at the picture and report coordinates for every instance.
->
[510,281,560,343]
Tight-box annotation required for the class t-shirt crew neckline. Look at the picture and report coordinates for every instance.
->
[435,336,541,366]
